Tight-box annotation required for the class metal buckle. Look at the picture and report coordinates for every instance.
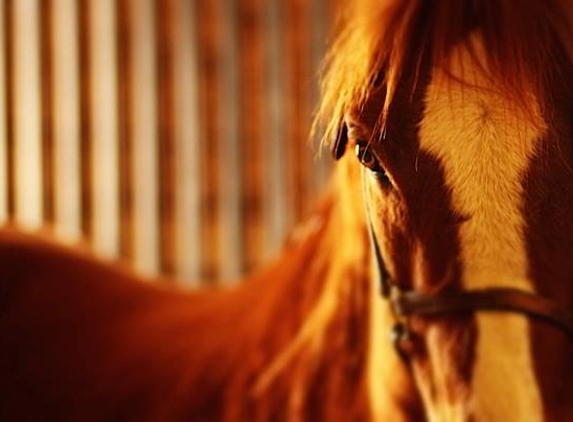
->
[389,285,415,360]
[391,322,410,360]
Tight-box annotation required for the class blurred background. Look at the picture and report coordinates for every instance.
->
[0,0,338,285]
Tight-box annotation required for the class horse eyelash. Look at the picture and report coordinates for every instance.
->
[331,124,348,160]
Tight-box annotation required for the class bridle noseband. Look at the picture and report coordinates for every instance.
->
[363,170,573,358]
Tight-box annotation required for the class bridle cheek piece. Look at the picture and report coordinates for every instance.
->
[362,169,573,360]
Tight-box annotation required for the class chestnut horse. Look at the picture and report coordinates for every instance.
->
[2,0,573,420]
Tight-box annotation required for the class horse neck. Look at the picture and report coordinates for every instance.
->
[200,163,378,420]
[187,158,423,421]
[226,158,428,421]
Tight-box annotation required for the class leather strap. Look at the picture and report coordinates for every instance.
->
[393,287,573,341]
[367,218,393,298]
[362,167,573,346]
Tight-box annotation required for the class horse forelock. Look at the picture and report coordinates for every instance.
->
[314,0,573,155]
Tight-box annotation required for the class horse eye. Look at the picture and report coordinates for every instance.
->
[354,141,392,187]
[354,141,382,172]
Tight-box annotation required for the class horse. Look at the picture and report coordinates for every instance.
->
[2,0,573,420]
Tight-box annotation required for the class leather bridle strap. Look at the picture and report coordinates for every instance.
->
[362,169,573,346]
[393,288,573,341]
[367,218,393,298]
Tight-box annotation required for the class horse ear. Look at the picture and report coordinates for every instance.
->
[331,124,348,160]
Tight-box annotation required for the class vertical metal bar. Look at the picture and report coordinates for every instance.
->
[217,0,241,281]
[53,0,81,241]
[89,0,119,257]
[196,0,222,283]
[2,0,13,221]
[116,0,134,261]
[13,0,43,228]
[173,0,202,282]
[264,0,287,257]
[40,0,55,225]
[283,0,312,224]
[78,0,93,242]
[237,0,266,274]
[155,0,177,275]
[311,0,331,191]
[0,0,8,223]
[2,0,14,222]
[131,0,159,274]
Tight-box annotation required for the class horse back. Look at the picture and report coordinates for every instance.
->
[0,229,223,421]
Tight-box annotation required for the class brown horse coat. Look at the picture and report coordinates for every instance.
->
[0,193,385,421]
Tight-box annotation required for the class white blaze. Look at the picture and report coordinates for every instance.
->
[418,41,545,420]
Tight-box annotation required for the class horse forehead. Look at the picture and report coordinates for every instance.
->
[419,79,544,220]
[416,42,546,421]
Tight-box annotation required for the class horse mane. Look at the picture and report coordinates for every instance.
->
[315,0,573,146]
[215,174,374,420]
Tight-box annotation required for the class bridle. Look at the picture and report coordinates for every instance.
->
[331,121,573,357]
[361,169,573,358]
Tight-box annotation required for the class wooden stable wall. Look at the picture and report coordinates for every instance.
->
[0,0,334,284]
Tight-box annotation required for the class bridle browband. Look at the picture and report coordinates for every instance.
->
[363,171,573,357]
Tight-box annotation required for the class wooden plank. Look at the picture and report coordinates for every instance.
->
[13,0,43,228]
[52,0,81,240]
[40,0,55,225]
[131,0,159,274]
[116,0,134,260]
[155,0,177,275]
